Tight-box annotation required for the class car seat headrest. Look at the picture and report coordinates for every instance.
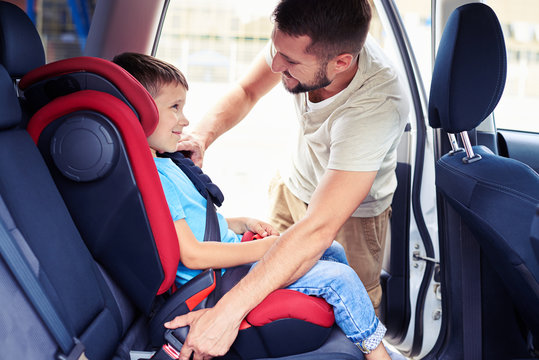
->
[428,3,506,133]
[0,1,46,78]
[0,65,22,129]
[19,56,159,136]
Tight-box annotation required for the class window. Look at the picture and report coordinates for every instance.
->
[373,0,432,93]
[6,0,96,62]
[488,0,539,133]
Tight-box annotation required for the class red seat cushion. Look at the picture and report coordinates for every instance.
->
[246,289,335,328]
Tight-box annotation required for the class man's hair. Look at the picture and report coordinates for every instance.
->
[272,0,371,61]
[112,52,188,97]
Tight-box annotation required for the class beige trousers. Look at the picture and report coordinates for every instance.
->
[268,174,391,315]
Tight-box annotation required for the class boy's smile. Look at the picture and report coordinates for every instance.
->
[148,82,189,156]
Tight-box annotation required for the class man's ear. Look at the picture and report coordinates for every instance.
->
[331,53,355,73]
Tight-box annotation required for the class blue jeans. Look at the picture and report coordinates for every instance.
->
[284,241,385,351]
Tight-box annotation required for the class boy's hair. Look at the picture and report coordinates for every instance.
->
[112,52,189,97]
[272,0,371,61]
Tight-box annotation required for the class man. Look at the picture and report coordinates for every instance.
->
[169,0,409,358]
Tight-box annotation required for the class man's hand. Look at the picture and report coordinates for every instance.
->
[176,132,206,167]
[164,307,242,360]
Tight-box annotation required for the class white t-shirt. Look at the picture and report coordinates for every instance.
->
[266,36,410,217]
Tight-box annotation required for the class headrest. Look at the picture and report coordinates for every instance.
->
[0,1,45,78]
[19,56,158,136]
[0,65,22,129]
[428,3,506,133]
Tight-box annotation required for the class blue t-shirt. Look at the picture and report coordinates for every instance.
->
[154,157,241,285]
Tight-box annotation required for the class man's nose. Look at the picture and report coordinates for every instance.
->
[271,54,287,73]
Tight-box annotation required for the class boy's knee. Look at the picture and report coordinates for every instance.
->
[322,241,349,264]
[327,262,360,287]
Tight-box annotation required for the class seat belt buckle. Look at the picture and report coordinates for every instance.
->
[56,338,88,360]
[149,343,182,360]
[129,350,156,360]
[129,328,187,360]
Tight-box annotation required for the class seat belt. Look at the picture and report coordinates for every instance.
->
[148,153,225,359]
[161,152,224,302]
[0,195,87,360]
[159,152,223,244]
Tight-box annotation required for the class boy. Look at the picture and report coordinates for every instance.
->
[113,52,390,358]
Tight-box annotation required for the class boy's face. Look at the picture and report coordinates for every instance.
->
[148,82,189,156]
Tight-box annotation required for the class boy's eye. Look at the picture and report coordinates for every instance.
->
[172,104,179,110]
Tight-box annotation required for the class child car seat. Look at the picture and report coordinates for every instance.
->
[22,58,181,315]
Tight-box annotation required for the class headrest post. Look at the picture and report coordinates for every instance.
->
[460,131,482,164]
[447,133,464,155]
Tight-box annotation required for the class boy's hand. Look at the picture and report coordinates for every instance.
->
[176,132,205,167]
[244,218,280,238]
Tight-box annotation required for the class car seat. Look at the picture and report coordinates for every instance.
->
[0,2,372,359]
[428,2,539,354]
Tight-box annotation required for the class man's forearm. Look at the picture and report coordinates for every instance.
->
[214,169,378,319]
[212,216,334,321]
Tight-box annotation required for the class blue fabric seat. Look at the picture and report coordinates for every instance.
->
[428,2,539,345]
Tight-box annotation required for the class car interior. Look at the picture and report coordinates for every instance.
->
[0,1,538,360]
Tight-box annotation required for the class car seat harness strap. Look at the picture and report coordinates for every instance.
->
[159,151,224,292]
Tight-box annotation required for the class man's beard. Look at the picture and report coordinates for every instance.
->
[283,64,331,94]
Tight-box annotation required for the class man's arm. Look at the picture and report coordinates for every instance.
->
[167,169,377,360]
[177,51,281,166]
